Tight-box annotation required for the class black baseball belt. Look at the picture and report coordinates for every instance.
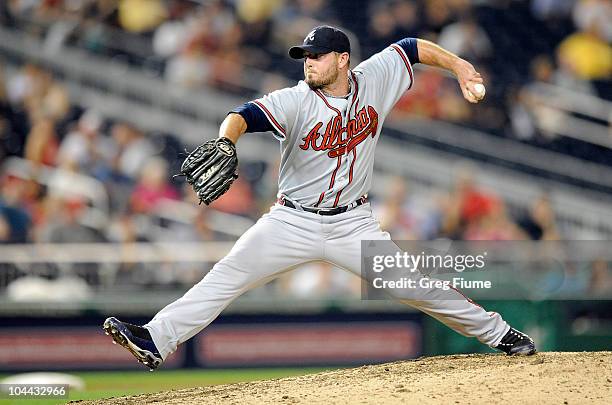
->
[277,195,368,216]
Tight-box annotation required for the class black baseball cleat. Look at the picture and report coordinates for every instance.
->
[495,327,537,355]
[103,317,163,370]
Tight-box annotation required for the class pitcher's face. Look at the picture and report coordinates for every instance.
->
[303,52,340,89]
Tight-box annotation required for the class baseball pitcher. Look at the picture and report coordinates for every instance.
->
[104,26,536,370]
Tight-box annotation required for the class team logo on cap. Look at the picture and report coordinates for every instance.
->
[306,29,316,42]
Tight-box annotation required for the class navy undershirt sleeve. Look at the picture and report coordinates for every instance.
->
[229,102,274,133]
[395,38,420,64]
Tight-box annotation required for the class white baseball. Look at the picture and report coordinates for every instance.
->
[469,83,485,100]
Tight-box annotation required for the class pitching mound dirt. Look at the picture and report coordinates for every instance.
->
[78,351,611,404]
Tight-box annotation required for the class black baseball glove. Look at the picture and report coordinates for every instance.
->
[176,137,239,205]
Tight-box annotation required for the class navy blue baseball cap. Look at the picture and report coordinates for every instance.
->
[289,26,351,59]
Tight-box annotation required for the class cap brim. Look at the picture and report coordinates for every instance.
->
[288,45,332,59]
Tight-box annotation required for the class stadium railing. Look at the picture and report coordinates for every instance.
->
[524,82,611,149]
[385,117,612,193]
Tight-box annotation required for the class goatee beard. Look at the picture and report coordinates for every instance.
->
[306,73,337,91]
[307,81,324,90]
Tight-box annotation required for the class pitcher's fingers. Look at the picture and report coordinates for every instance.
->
[461,86,478,103]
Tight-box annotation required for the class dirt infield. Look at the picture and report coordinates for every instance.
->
[79,352,611,405]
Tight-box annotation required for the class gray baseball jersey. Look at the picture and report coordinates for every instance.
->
[253,44,414,208]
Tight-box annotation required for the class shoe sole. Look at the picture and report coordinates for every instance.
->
[103,317,162,371]
[509,344,537,356]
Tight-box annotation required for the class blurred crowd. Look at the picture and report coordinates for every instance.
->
[0,60,567,243]
[0,0,611,297]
